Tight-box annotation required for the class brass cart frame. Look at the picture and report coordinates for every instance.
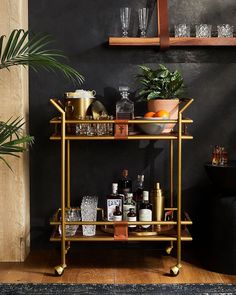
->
[49,98,194,276]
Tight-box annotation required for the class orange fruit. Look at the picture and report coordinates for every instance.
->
[144,111,155,118]
[154,110,170,118]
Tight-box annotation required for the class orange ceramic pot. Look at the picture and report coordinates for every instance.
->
[147,99,179,133]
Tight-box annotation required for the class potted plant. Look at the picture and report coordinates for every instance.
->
[0,29,84,168]
[137,64,184,133]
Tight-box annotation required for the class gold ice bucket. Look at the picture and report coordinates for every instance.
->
[65,97,94,119]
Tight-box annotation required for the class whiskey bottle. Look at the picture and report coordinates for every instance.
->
[113,206,122,221]
[123,193,136,221]
[118,169,132,197]
[116,86,134,121]
[134,174,144,213]
[139,191,152,230]
[127,208,137,231]
[106,183,123,221]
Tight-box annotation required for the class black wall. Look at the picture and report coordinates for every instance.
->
[29,1,236,245]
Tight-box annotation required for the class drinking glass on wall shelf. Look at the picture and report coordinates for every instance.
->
[195,24,212,38]
[175,24,190,37]
[217,24,234,37]
[120,7,131,37]
[138,8,149,37]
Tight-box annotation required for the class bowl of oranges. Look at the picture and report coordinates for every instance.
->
[138,110,170,135]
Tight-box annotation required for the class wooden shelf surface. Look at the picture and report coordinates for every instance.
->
[109,37,236,47]
[50,227,192,242]
[50,134,193,141]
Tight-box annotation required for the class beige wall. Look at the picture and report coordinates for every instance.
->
[0,0,30,261]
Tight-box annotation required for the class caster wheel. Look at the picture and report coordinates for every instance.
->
[170,265,179,276]
[54,265,64,276]
[165,246,173,255]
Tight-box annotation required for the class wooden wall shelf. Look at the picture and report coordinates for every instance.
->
[108,0,236,49]
[109,37,236,47]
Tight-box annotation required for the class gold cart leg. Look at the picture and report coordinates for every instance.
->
[66,140,71,208]
[55,112,67,276]
[170,114,182,276]
[166,140,174,255]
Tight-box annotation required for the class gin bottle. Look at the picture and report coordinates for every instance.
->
[116,86,134,120]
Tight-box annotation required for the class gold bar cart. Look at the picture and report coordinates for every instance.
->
[49,98,194,276]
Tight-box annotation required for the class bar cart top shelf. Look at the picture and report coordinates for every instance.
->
[49,98,194,141]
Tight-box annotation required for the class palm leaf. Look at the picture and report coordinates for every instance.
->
[0,29,84,85]
[0,118,34,170]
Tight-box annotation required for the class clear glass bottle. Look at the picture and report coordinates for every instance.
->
[139,191,152,230]
[123,192,136,220]
[116,86,134,121]
[106,183,123,221]
[118,169,132,197]
[127,208,137,231]
[134,174,145,213]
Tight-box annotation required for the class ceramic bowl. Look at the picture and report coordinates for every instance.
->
[137,117,166,135]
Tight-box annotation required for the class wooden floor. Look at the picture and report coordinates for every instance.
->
[0,246,235,284]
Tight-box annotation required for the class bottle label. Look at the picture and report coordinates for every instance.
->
[127,216,137,228]
[107,199,122,221]
[113,215,122,221]
[139,209,152,228]
[123,204,136,221]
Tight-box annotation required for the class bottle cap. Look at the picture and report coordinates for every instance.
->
[122,169,128,177]
[127,193,133,198]
[138,174,144,182]
[143,191,149,200]
[112,183,118,189]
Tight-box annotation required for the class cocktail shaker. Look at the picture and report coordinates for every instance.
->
[151,182,164,231]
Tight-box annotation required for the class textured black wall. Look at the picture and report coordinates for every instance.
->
[29,0,236,244]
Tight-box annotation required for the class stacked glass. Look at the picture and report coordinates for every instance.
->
[81,196,98,236]
[58,208,81,237]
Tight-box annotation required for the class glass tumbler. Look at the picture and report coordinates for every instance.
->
[58,208,81,237]
[195,24,212,38]
[217,24,234,37]
[175,24,190,37]
[81,196,98,236]
[120,7,131,37]
[138,8,149,37]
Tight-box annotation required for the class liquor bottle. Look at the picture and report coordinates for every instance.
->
[106,183,123,221]
[113,206,122,221]
[127,208,137,231]
[118,169,132,196]
[116,86,134,120]
[139,191,152,230]
[123,193,136,221]
[134,174,144,213]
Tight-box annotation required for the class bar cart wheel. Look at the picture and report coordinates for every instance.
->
[170,265,180,276]
[54,265,66,276]
[165,245,173,255]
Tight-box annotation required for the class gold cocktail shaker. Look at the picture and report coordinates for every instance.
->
[151,182,164,231]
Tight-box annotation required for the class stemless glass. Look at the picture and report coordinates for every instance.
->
[81,196,98,236]
[138,8,149,37]
[120,7,131,37]
[217,24,234,38]
[195,24,212,38]
[175,24,190,37]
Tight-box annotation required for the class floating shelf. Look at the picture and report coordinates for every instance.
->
[109,37,236,47]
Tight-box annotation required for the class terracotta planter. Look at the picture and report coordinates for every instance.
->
[147,99,179,133]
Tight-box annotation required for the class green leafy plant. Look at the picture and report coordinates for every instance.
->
[0,29,85,168]
[0,118,34,171]
[0,29,84,85]
[137,64,184,100]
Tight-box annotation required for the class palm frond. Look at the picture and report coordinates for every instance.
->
[0,118,34,170]
[0,29,84,85]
